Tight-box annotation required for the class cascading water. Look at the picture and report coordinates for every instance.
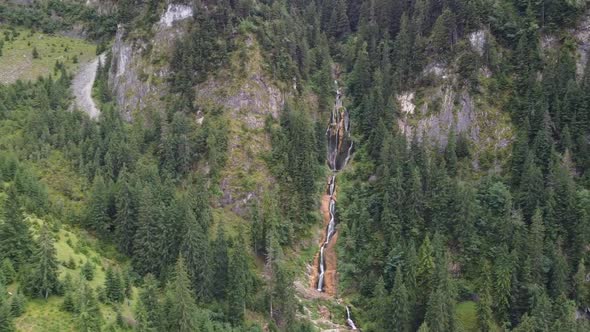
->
[346,306,358,330]
[315,82,358,329]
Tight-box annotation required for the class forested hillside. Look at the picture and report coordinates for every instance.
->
[1,0,590,331]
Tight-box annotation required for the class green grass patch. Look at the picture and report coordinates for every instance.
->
[15,217,135,331]
[0,26,95,84]
[456,301,478,332]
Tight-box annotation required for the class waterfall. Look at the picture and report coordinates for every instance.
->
[346,306,358,330]
[315,81,359,329]
[317,82,353,292]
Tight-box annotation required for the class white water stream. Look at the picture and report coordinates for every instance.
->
[315,82,358,329]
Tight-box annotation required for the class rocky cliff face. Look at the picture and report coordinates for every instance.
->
[195,35,285,214]
[396,29,513,170]
[108,2,194,120]
[573,11,590,76]
[107,3,287,214]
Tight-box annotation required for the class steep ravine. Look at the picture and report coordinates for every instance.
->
[310,82,358,330]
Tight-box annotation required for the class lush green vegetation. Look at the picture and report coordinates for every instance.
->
[0,0,116,41]
[2,0,590,331]
[0,26,95,84]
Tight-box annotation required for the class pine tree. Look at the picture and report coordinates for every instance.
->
[212,223,229,300]
[26,223,60,299]
[81,260,95,281]
[518,152,543,222]
[85,175,112,237]
[573,258,588,308]
[429,9,456,59]
[477,261,494,332]
[0,278,14,332]
[227,233,250,325]
[133,186,164,276]
[493,246,513,323]
[0,186,33,269]
[371,277,390,329]
[62,292,75,313]
[1,259,15,284]
[527,208,545,284]
[115,169,137,256]
[179,202,211,302]
[76,281,103,332]
[548,244,568,299]
[392,269,411,332]
[425,246,456,332]
[164,256,199,332]
[328,0,350,40]
[105,267,123,303]
[135,274,161,332]
[10,290,25,317]
[250,204,265,255]
[417,235,435,295]
[348,42,371,101]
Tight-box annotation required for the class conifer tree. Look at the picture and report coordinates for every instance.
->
[548,244,568,299]
[0,278,14,332]
[26,223,60,299]
[574,258,588,308]
[105,267,123,303]
[164,256,199,332]
[0,186,33,269]
[493,246,513,323]
[115,169,137,256]
[527,209,545,284]
[179,204,211,302]
[85,174,112,237]
[477,261,494,332]
[133,186,164,276]
[328,0,350,40]
[1,259,15,284]
[212,223,229,300]
[136,274,161,332]
[81,260,95,281]
[76,281,103,332]
[392,268,411,332]
[371,277,390,329]
[227,233,250,325]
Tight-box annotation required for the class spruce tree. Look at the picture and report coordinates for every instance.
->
[0,278,14,332]
[164,256,199,332]
[0,186,33,269]
[227,234,250,325]
[26,223,60,299]
[105,267,123,303]
[85,174,112,237]
[76,281,103,332]
[212,223,229,300]
[573,258,588,308]
[1,259,15,284]
[133,186,164,276]
[371,277,390,329]
[477,261,495,332]
[392,268,411,332]
[179,204,211,302]
[328,0,350,40]
[115,169,137,256]
[135,274,161,332]
[10,290,25,317]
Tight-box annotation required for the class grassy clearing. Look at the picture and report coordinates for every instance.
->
[13,216,135,331]
[0,26,95,84]
[456,301,478,332]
